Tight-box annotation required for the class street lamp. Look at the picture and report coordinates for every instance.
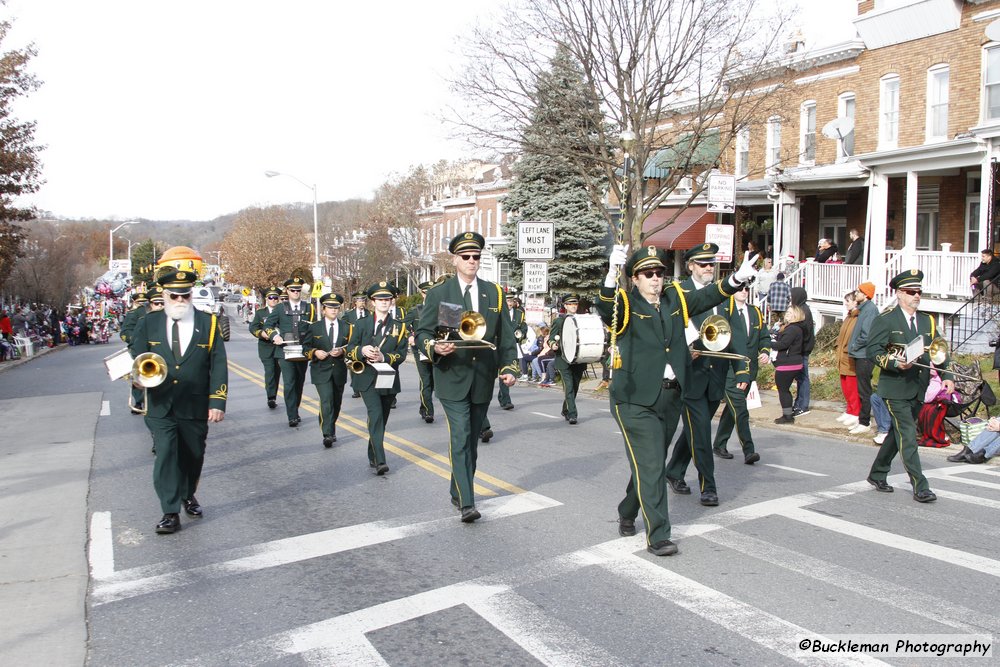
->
[109,220,139,269]
[265,170,321,280]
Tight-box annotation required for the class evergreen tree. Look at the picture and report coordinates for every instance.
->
[496,45,610,299]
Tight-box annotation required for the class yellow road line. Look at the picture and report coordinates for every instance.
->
[227,360,511,496]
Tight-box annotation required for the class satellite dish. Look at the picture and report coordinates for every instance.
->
[986,19,1000,43]
[822,116,855,141]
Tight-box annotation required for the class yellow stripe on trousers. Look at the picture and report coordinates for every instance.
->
[227,360,526,496]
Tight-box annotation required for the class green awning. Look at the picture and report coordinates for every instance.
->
[653,131,722,171]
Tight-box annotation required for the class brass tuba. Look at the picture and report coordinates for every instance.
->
[695,315,751,362]
[129,352,168,414]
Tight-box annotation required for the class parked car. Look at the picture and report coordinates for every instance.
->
[190,285,231,341]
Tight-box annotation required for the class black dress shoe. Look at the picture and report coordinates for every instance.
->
[323,436,334,448]
[424,415,434,423]
[183,497,202,518]
[391,398,397,409]
[947,445,971,462]
[744,452,761,465]
[368,460,376,468]
[700,491,719,506]
[913,489,937,503]
[155,513,181,534]
[568,417,578,425]
[352,391,361,398]
[867,476,894,493]
[481,429,494,443]
[713,447,734,459]
[969,450,987,464]
[647,539,678,556]
[618,517,636,537]
[666,477,691,495]
[501,403,514,410]
[774,415,794,424]
[461,506,481,523]
[267,398,277,409]
[289,418,301,427]
[375,463,389,476]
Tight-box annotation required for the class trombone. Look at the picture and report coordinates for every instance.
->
[128,352,168,415]
[888,337,982,382]
[692,315,751,363]
[436,311,497,350]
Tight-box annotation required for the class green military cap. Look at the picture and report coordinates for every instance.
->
[418,281,434,291]
[132,291,148,304]
[146,286,165,303]
[366,281,398,300]
[889,269,923,290]
[684,243,720,264]
[624,245,668,276]
[157,267,197,294]
[319,293,344,307]
[505,290,518,299]
[278,290,288,302]
[264,286,281,298]
[351,291,366,300]
[448,231,485,254]
[562,294,581,305]
[284,276,307,290]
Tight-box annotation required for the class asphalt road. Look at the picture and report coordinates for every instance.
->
[2,312,998,666]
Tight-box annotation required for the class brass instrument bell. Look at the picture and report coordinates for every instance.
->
[694,315,751,362]
[128,352,167,415]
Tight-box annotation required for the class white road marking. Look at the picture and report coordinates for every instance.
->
[976,467,1000,477]
[88,512,114,580]
[779,506,1000,578]
[100,400,110,416]
[763,464,828,477]
[531,412,563,419]
[932,489,1000,510]
[92,492,562,605]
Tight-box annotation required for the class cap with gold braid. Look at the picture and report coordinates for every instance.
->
[146,286,165,304]
[624,245,668,276]
[889,269,923,291]
[366,281,399,300]
[319,293,344,307]
[448,232,485,254]
[264,286,281,298]
[683,243,720,264]
[156,267,196,295]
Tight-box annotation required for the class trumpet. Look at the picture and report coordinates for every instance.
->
[437,311,497,350]
[692,315,751,363]
[349,359,368,374]
[129,352,168,415]
[888,337,982,382]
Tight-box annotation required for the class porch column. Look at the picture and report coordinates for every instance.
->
[980,143,993,252]
[905,171,918,265]
[779,189,799,265]
[673,250,684,277]
[867,170,889,288]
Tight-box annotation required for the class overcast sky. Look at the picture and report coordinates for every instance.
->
[7,0,858,222]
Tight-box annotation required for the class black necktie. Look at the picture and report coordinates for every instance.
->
[171,320,181,358]
[375,319,384,339]
[328,321,334,340]
[463,284,473,311]
[909,315,917,339]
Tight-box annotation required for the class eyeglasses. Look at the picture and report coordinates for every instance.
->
[287,287,302,293]
[266,295,279,300]
[899,288,922,296]
[459,254,481,261]
[167,292,191,301]
[694,262,714,268]
[637,269,664,279]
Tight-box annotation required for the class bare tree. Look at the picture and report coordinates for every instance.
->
[372,166,432,294]
[8,223,86,307]
[219,206,311,290]
[451,0,795,248]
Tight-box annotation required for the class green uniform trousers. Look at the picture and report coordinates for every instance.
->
[145,415,208,514]
[279,359,308,421]
[261,357,281,401]
[869,396,929,493]
[614,383,683,546]
[712,378,755,456]
[497,380,512,407]
[439,397,489,509]
[361,390,394,466]
[558,363,587,419]
[665,396,720,494]
[414,356,435,417]
[315,378,345,438]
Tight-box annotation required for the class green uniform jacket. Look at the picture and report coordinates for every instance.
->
[343,307,370,326]
[304,317,352,386]
[347,313,408,393]
[510,307,528,348]
[130,309,228,418]
[720,298,771,381]
[595,278,739,407]
[677,277,739,401]
[119,307,144,348]
[867,306,952,400]
[249,306,281,361]
[415,277,519,403]
[262,302,316,360]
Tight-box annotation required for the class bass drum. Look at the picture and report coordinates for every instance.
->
[560,314,605,364]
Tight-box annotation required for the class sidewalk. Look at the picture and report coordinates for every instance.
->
[0,340,64,373]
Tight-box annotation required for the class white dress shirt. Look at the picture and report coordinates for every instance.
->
[166,306,195,356]
[457,277,480,312]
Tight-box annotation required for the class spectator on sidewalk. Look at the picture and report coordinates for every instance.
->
[870,393,892,444]
[767,272,791,326]
[790,287,815,417]
[834,291,861,429]
[948,417,1000,463]
[755,257,778,307]
[772,305,807,424]
[848,282,879,435]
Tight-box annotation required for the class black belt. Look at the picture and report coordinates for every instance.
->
[662,379,680,390]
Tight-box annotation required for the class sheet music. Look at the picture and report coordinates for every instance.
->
[904,336,924,364]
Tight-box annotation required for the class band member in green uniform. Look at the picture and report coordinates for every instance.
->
[497,291,526,410]
[129,267,228,534]
[665,244,741,507]
[249,286,283,409]
[263,276,315,427]
[410,281,436,423]
[711,283,771,464]
[596,244,756,555]
[344,291,369,398]
[121,290,149,413]
[347,282,408,474]
[304,293,351,448]
[866,269,953,502]
[549,294,587,424]
[415,232,519,522]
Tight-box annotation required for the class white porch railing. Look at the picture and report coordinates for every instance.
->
[884,248,979,298]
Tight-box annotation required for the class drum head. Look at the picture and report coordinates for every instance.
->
[562,317,580,363]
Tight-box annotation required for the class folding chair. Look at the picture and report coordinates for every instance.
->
[943,360,996,443]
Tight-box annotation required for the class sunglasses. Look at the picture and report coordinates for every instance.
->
[266,295,279,300]
[899,288,922,296]
[637,269,664,279]
[167,292,191,301]
[287,287,302,292]
[694,262,714,268]
[459,254,481,261]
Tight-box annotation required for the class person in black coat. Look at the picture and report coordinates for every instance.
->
[814,238,838,263]
[970,249,1000,294]
[771,306,807,424]
[790,286,814,415]
[844,229,864,265]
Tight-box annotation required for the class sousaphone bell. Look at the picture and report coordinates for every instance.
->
[694,315,750,362]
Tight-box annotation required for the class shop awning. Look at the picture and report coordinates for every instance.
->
[641,205,714,250]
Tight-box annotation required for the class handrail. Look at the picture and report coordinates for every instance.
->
[947,285,999,352]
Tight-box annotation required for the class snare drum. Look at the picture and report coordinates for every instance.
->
[560,314,605,364]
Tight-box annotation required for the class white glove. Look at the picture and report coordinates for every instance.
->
[605,244,629,288]
[732,251,760,283]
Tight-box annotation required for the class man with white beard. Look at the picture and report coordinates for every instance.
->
[130,267,228,535]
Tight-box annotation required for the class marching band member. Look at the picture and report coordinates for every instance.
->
[549,294,587,425]
[304,293,351,449]
[410,281,436,423]
[248,286,283,410]
[263,276,315,427]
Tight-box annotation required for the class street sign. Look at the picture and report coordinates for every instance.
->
[311,280,324,299]
[109,259,132,275]
[707,173,736,214]
[523,261,549,294]
[517,221,555,261]
[705,223,734,263]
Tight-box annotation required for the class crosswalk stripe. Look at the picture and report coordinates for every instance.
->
[763,464,828,477]
[930,488,1000,510]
